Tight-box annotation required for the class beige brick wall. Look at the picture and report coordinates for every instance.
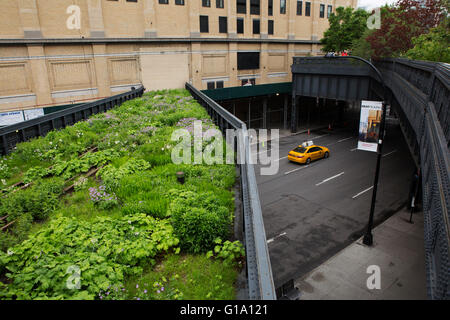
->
[0,0,357,112]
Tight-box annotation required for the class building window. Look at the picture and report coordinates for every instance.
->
[253,19,260,34]
[320,4,325,18]
[207,82,215,90]
[158,0,168,4]
[202,0,211,7]
[268,0,273,16]
[207,81,224,89]
[126,0,137,2]
[216,0,224,8]
[175,0,184,5]
[268,20,274,35]
[280,0,286,14]
[237,0,246,14]
[237,52,260,70]
[297,1,302,15]
[305,2,311,16]
[327,5,332,18]
[219,16,228,33]
[200,16,209,33]
[250,0,260,15]
[237,18,244,33]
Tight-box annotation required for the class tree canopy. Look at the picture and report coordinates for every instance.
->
[320,7,369,53]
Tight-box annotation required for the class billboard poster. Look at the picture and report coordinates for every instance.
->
[0,111,24,127]
[358,100,383,152]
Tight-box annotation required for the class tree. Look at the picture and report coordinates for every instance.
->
[366,0,446,58]
[320,7,369,53]
[406,18,450,63]
[350,29,374,60]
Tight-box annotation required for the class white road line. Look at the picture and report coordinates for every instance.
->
[352,186,374,199]
[276,156,288,162]
[313,134,330,140]
[267,232,287,244]
[350,147,358,152]
[382,149,397,157]
[284,165,309,175]
[316,172,345,186]
[338,137,353,143]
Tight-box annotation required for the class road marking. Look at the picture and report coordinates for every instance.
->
[338,137,353,143]
[316,172,345,186]
[352,186,374,199]
[276,156,288,162]
[267,232,287,244]
[284,165,309,175]
[350,147,358,152]
[313,134,330,140]
[382,149,397,157]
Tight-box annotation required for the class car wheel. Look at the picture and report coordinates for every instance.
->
[324,152,329,159]
[306,158,311,164]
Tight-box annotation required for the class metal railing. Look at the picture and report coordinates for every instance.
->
[186,82,276,300]
[375,59,449,300]
[0,86,145,155]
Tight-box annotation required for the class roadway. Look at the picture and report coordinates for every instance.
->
[253,123,416,288]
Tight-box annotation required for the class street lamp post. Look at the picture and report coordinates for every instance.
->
[324,55,388,246]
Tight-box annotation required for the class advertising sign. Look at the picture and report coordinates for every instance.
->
[358,100,383,152]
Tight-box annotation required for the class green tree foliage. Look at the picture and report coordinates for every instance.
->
[321,7,369,53]
[350,29,375,60]
[406,18,450,63]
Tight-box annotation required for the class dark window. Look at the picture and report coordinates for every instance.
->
[216,81,224,89]
[219,16,228,33]
[202,0,211,7]
[268,0,273,16]
[237,52,260,70]
[327,5,332,17]
[280,0,286,14]
[175,0,184,5]
[250,0,260,15]
[126,0,137,2]
[253,19,260,34]
[237,0,246,14]
[268,20,274,35]
[241,78,256,86]
[237,18,244,33]
[200,16,209,33]
[207,82,215,90]
[293,147,307,153]
[305,2,311,16]
[216,0,224,8]
[320,4,325,18]
[158,0,168,4]
[296,1,302,15]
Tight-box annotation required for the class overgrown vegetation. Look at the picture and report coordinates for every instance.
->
[0,89,244,300]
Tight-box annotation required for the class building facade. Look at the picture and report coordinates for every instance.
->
[0,0,357,113]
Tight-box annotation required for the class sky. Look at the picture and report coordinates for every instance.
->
[357,0,398,10]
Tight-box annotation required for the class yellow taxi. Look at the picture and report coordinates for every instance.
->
[288,141,330,165]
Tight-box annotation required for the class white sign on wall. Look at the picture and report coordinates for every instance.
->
[24,108,44,121]
[358,100,383,152]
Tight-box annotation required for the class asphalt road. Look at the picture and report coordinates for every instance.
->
[253,123,416,288]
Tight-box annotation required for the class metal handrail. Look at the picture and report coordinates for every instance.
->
[185,82,276,300]
[0,86,145,155]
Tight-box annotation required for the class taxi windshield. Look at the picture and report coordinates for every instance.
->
[292,147,307,153]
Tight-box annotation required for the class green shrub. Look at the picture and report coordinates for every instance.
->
[169,191,231,253]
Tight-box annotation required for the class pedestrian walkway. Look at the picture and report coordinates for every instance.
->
[295,207,427,300]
